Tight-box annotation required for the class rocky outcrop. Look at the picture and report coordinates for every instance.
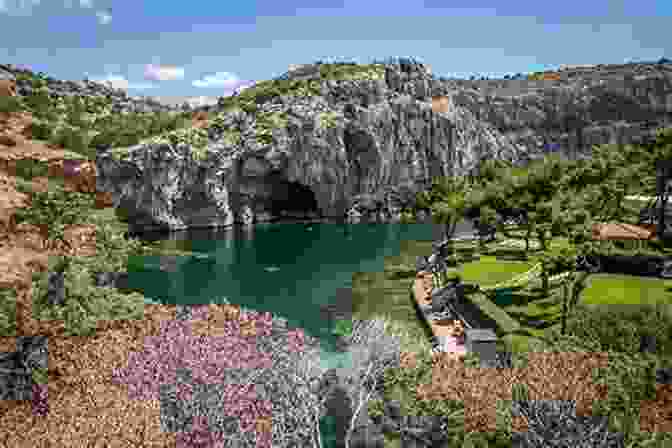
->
[451,61,672,161]
[95,59,672,232]
[96,61,529,232]
[0,63,179,115]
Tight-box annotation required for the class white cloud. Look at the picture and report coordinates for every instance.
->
[0,0,96,14]
[91,74,155,90]
[144,64,185,81]
[0,0,40,14]
[95,8,111,24]
[191,72,256,95]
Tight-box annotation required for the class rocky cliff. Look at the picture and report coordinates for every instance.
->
[451,62,672,162]
[93,58,672,232]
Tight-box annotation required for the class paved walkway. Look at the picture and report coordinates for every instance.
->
[412,272,467,359]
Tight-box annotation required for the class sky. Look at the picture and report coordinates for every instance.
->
[0,0,670,101]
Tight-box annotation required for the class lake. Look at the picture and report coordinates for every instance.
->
[123,221,447,357]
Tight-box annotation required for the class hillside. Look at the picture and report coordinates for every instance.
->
[1,57,672,447]
[2,58,672,235]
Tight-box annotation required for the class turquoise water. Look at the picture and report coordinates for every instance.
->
[126,222,437,355]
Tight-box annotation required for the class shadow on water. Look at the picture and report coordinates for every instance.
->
[124,219,438,351]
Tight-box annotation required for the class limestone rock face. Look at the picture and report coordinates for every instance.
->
[95,59,672,232]
[450,62,672,162]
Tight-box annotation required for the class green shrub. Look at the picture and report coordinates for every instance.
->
[88,111,189,151]
[523,322,665,444]
[367,398,385,419]
[0,287,17,336]
[560,302,672,356]
[64,101,88,128]
[0,95,24,114]
[31,367,49,385]
[27,120,54,141]
[30,257,145,337]
[591,351,660,440]
[14,159,49,180]
[331,319,353,337]
[23,90,57,121]
[49,125,94,158]
[13,183,94,249]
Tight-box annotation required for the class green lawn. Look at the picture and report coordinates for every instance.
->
[430,233,672,353]
[581,274,672,305]
[457,255,535,287]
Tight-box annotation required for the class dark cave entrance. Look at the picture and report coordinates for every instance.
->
[266,171,320,219]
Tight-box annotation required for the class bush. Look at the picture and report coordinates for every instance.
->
[13,183,94,249]
[26,120,54,141]
[30,258,146,336]
[49,126,94,158]
[561,302,672,356]
[0,95,24,114]
[527,321,667,445]
[0,287,17,336]
[14,159,49,180]
[23,90,57,121]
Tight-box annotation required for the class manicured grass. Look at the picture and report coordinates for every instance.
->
[456,255,535,287]
[434,231,672,353]
[581,273,672,305]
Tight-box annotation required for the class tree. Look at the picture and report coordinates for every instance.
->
[414,175,476,260]
[561,270,591,335]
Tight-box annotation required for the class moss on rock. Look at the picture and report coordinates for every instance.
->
[254,111,289,145]
[317,111,340,129]
[215,63,384,114]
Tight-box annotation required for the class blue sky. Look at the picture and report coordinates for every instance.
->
[1,0,670,99]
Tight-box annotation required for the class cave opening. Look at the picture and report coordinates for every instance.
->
[266,171,320,219]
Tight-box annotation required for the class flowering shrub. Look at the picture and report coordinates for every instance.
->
[31,383,49,417]
[111,305,327,448]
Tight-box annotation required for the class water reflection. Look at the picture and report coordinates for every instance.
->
[126,221,437,347]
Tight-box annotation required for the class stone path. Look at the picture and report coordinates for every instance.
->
[412,272,468,360]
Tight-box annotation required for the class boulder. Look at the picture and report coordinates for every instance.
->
[92,271,129,290]
[0,336,48,401]
[656,367,672,384]
[45,270,66,306]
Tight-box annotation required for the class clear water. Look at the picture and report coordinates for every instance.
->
[125,221,438,357]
